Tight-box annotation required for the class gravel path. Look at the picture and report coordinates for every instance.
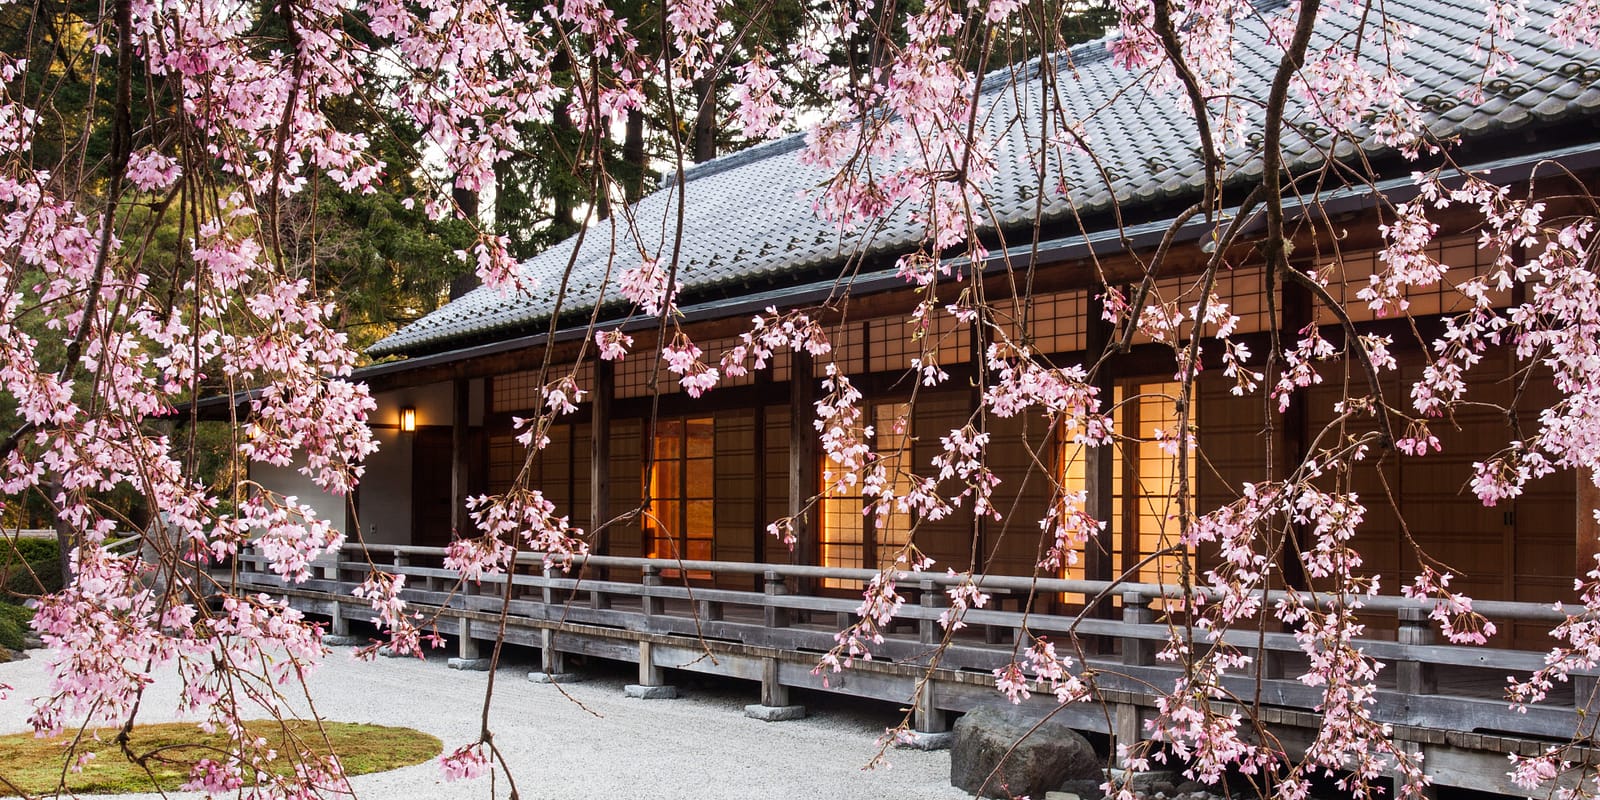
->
[1,646,970,799]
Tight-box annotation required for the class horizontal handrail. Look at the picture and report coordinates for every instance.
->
[333,544,1571,623]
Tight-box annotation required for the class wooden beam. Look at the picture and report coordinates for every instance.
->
[1083,292,1116,625]
[592,359,613,555]
[450,376,470,539]
[1579,469,1599,579]
[790,351,819,575]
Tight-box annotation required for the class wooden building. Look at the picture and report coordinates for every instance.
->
[238,2,1600,791]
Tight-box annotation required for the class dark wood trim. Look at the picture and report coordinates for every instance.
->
[790,350,819,580]
[1083,291,1118,623]
[451,377,471,538]
[592,359,613,557]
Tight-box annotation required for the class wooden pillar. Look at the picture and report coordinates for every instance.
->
[915,681,949,733]
[1121,590,1154,666]
[641,565,662,616]
[639,640,665,685]
[1579,469,1599,578]
[761,657,789,707]
[1084,295,1117,629]
[1396,606,1437,695]
[592,360,613,555]
[789,351,819,584]
[763,569,790,628]
[451,377,471,539]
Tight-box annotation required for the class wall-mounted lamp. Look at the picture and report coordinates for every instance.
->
[400,407,417,433]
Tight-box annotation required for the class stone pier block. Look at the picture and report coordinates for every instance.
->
[323,635,360,647]
[528,671,588,684]
[447,657,492,671]
[624,684,678,699]
[744,704,806,722]
[897,730,955,751]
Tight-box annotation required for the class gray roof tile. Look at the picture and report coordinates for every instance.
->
[372,0,1600,357]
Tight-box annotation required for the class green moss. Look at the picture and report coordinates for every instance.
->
[0,721,442,797]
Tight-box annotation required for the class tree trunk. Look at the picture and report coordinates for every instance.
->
[693,77,717,163]
[623,108,646,203]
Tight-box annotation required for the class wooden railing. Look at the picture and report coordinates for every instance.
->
[228,543,1591,748]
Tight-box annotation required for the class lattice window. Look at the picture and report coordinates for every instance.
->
[493,362,594,413]
[1316,234,1510,324]
[699,335,751,388]
[812,321,866,377]
[616,347,680,399]
[994,290,1088,355]
[821,402,913,589]
[867,316,915,373]
[644,417,715,578]
[1055,380,1197,608]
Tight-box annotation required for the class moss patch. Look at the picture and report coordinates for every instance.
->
[0,720,441,796]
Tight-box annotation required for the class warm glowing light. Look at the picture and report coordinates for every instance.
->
[400,407,416,433]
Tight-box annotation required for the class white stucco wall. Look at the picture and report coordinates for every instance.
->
[355,378,483,545]
[359,427,412,545]
[247,461,351,575]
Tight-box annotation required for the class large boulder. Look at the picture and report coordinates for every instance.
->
[951,705,1100,798]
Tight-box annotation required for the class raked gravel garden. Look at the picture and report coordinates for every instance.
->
[0,643,970,799]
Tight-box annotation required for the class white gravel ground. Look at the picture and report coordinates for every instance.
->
[0,645,971,799]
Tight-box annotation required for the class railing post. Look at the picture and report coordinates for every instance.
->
[642,565,662,617]
[541,563,556,607]
[919,579,943,645]
[763,570,790,629]
[393,550,409,569]
[1121,591,1154,666]
[1396,606,1437,695]
[458,580,481,660]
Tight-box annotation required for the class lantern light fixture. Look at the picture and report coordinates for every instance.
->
[400,407,417,433]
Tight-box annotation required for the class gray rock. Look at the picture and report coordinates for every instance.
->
[1044,793,1082,800]
[744,704,806,721]
[446,657,491,671]
[528,671,587,684]
[950,705,1100,799]
[624,684,678,699]
[323,635,360,647]
[897,731,955,751]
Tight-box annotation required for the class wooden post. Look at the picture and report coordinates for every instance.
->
[458,581,480,660]
[1396,606,1437,695]
[919,578,943,645]
[1121,591,1154,666]
[451,377,471,540]
[789,351,819,587]
[1084,294,1117,647]
[915,681,949,733]
[592,360,613,558]
[1579,469,1599,578]
[329,597,349,637]
[639,640,664,685]
[761,657,789,707]
[763,570,790,628]
[540,628,565,674]
[642,565,662,617]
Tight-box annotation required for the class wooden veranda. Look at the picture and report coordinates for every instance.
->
[228,544,1600,796]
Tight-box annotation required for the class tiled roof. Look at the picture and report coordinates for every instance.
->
[371,0,1600,357]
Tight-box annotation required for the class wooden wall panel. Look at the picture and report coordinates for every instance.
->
[763,407,790,565]
[607,418,643,573]
[982,412,1055,579]
[912,392,978,571]
[714,409,758,589]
